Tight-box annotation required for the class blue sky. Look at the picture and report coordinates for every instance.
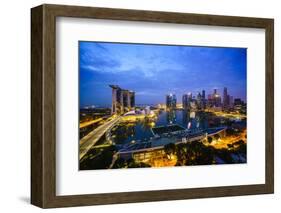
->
[79,41,246,107]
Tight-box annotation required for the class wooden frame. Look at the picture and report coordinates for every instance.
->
[31,4,274,208]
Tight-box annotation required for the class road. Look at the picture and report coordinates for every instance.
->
[210,130,246,149]
[79,116,120,160]
[79,117,103,128]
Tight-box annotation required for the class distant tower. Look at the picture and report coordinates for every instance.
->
[212,88,221,107]
[229,96,234,107]
[201,90,206,109]
[197,92,202,110]
[223,87,229,109]
[182,92,192,110]
[129,91,135,108]
[182,94,188,110]
[214,89,217,95]
[166,94,177,109]
[202,90,206,99]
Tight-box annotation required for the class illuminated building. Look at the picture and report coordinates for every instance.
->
[223,87,230,110]
[109,85,135,114]
[144,106,151,115]
[213,90,222,107]
[166,94,177,109]
[229,96,234,108]
[202,90,206,99]
[233,98,246,114]
[202,90,206,109]
[196,92,203,110]
[207,89,222,108]
[234,98,242,106]
[214,88,217,95]
[182,92,192,110]
[166,110,176,124]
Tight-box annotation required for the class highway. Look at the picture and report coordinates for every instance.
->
[79,116,120,160]
[79,117,103,128]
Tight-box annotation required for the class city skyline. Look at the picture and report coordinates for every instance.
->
[80,41,247,107]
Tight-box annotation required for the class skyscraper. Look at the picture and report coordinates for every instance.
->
[202,90,206,100]
[223,87,227,103]
[234,98,242,106]
[182,92,192,110]
[182,94,189,110]
[166,94,177,109]
[214,89,217,95]
[202,90,206,109]
[109,85,135,114]
[196,92,203,110]
[130,91,135,108]
[215,96,222,107]
[229,96,234,108]
[211,89,221,107]
[223,87,230,109]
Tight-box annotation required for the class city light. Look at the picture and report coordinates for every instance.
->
[79,42,247,170]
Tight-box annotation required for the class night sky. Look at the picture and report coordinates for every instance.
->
[79,41,246,108]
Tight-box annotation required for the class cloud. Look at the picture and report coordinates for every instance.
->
[79,42,247,106]
[79,42,188,78]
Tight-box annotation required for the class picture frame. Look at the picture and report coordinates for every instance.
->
[31,4,274,208]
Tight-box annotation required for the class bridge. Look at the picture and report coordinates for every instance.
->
[79,116,121,160]
[117,127,227,155]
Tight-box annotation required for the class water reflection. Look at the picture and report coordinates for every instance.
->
[166,110,176,124]
[182,110,190,126]
[110,109,208,145]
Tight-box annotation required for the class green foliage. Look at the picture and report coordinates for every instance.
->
[214,134,220,140]
[112,157,151,169]
[215,140,246,164]
[174,141,215,166]
[226,128,240,136]
[112,157,126,168]
[80,145,116,170]
[215,148,234,164]
[164,143,177,158]
[175,139,247,166]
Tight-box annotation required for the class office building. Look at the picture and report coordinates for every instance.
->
[182,92,193,110]
[223,87,230,110]
[166,93,177,109]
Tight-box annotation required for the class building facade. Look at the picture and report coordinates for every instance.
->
[182,92,192,110]
[166,94,177,109]
[109,85,135,114]
[223,87,230,110]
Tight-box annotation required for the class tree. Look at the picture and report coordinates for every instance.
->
[79,145,116,170]
[214,148,233,164]
[226,128,238,136]
[196,146,214,165]
[236,142,246,155]
[207,136,213,143]
[164,143,177,159]
[214,134,220,141]
[128,161,151,168]
[112,157,126,169]
[175,143,188,166]
[184,141,214,166]
[126,158,151,168]
[227,144,234,149]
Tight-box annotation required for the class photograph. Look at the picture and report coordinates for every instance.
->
[29,3,274,208]
[78,41,247,170]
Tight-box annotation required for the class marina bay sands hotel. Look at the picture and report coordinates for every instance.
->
[109,85,135,114]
